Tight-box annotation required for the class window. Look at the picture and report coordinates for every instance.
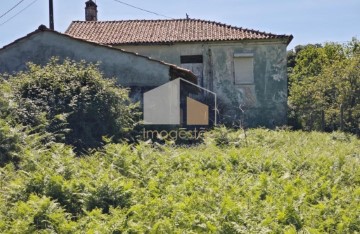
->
[181,55,203,64]
[181,55,203,86]
[234,53,254,85]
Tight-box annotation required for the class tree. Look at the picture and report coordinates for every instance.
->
[288,39,360,134]
[287,44,323,77]
[5,58,139,153]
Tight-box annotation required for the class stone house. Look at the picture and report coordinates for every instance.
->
[65,0,293,127]
[0,26,196,103]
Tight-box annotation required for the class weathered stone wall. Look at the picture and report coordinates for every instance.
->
[0,31,171,87]
[0,30,289,127]
[117,40,289,127]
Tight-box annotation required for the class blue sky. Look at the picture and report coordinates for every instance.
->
[0,0,359,49]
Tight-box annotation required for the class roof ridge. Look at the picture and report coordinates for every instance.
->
[184,18,279,37]
[66,19,293,45]
[68,18,282,37]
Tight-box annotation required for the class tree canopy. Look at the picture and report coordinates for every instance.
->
[288,38,360,135]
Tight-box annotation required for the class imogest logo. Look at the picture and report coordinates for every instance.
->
[143,78,217,126]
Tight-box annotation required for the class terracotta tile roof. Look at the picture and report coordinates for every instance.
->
[65,19,293,45]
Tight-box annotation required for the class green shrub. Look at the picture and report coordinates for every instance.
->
[7,57,139,153]
[0,119,23,166]
[204,125,247,147]
[85,181,132,214]
[4,195,75,233]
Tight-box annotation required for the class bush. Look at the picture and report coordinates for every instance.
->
[6,58,139,153]
[0,81,21,166]
[4,195,75,233]
[0,119,23,166]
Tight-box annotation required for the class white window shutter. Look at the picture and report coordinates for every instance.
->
[234,56,254,84]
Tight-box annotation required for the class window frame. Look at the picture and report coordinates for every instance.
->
[180,55,204,86]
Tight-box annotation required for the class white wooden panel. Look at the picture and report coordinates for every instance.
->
[234,57,254,84]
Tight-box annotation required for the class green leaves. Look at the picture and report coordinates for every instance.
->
[0,120,20,166]
[5,194,75,233]
[288,39,360,134]
[1,54,359,232]
[0,129,359,232]
[4,57,139,154]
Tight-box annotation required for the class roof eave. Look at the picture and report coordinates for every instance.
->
[104,37,294,47]
[286,35,294,45]
[0,25,197,84]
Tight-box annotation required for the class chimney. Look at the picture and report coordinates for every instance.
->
[85,0,97,21]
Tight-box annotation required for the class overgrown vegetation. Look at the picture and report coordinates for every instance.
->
[1,58,139,153]
[0,48,359,233]
[0,128,359,233]
[288,38,360,135]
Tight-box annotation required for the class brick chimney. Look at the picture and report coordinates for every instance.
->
[85,0,97,21]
